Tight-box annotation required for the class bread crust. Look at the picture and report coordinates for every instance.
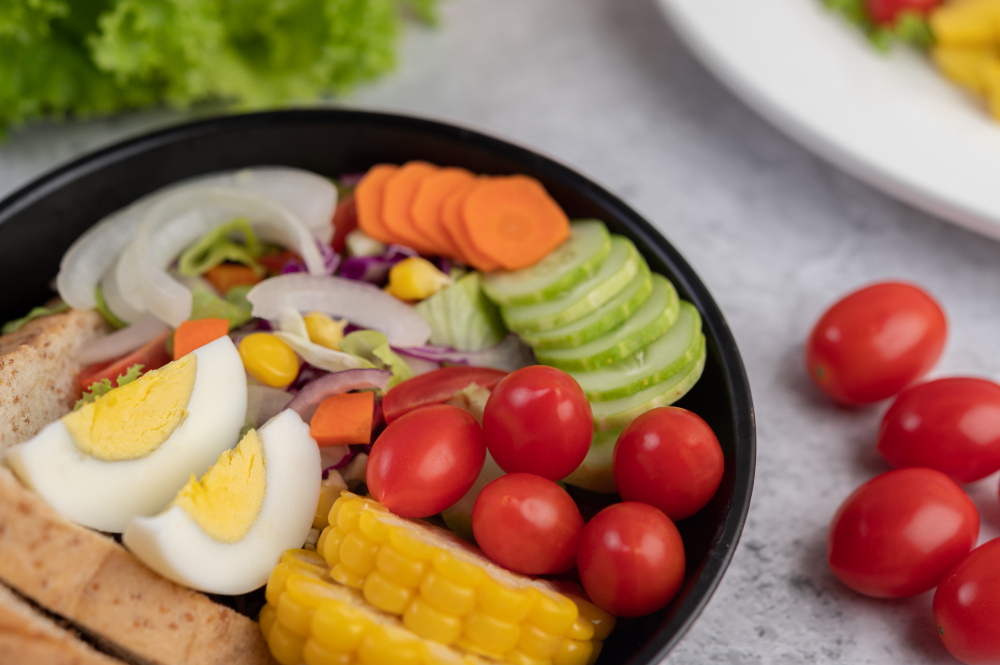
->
[0,309,105,453]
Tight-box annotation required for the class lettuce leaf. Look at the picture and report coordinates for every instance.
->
[822,0,934,51]
[74,362,144,411]
[340,329,414,388]
[1,301,69,335]
[0,0,438,137]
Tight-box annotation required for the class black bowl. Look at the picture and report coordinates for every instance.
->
[0,110,755,664]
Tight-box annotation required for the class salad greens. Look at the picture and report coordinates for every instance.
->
[823,0,935,50]
[0,0,439,139]
[189,282,253,329]
[340,330,414,388]
[74,363,144,411]
[1,302,70,335]
[415,272,506,351]
[178,218,263,277]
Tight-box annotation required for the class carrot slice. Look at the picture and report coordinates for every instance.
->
[204,264,263,294]
[441,179,500,272]
[173,318,230,361]
[382,161,439,253]
[463,175,571,271]
[309,391,375,447]
[411,167,476,259]
[355,164,398,244]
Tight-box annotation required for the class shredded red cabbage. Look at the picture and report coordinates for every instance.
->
[338,245,417,285]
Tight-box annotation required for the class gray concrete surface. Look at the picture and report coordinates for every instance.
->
[2,1,998,662]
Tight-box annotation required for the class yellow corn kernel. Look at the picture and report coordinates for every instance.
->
[239,333,299,389]
[517,624,563,659]
[985,60,1000,119]
[463,611,521,654]
[455,638,505,662]
[268,620,307,665]
[479,580,534,623]
[359,510,391,544]
[266,564,293,607]
[526,590,578,636]
[932,46,996,94]
[552,639,592,665]
[304,311,347,350]
[340,531,380,576]
[377,544,427,588]
[931,0,1000,47]
[287,573,346,610]
[404,597,463,645]
[331,563,366,589]
[316,528,329,557]
[311,602,370,653]
[420,640,466,665]
[260,604,277,640]
[586,642,602,665]
[506,650,552,665]
[336,497,365,532]
[389,528,436,562]
[315,474,348,530]
[566,616,594,642]
[420,570,478,616]
[358,624,422,665]
[328,495,348,527]
[303,638,352,665]
[364,570,414,614]
[278,590,315,637]
[568,596,615,642]
[384,257,453,303]
[431,552,488,588]
[322,527,346,565]
[283,549,330,575]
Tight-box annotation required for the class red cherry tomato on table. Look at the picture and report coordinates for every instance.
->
[827,468,978,598]
[806,282,947,405]
[367,405,486,518]
[613,407,725,520]
[382,366,508,424]
[472,473,583,575]
[866,0,943,25]
[577,502,686,617]
[482,366,592,480]
[878,378,1000,483]
[934,538,1000,665]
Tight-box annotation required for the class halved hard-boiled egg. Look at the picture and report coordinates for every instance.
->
[123,409,321,595]
[5,336,246,533]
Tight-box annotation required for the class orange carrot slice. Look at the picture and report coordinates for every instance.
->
[442,179,500,272]
[204,264,263,294]
[411,167,476,260]
[463,175,570,271]
[382,161,439,253]
[173,318,230,361]
[310,391,375,447]
[355,164,398,244]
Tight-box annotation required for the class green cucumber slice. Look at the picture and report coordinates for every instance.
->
[571,301,702,402]
[537,274,679,370]
[482,220,611,306]
[592,337,707,431]
[562,428,621,493]
[520,262,652,351]
[501,236,641,334]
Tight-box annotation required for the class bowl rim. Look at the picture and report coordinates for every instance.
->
[0,108,755,662]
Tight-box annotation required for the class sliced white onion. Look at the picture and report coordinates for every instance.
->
[100,264,145,324]
[76,315,170,365]
[134,188,325,327]
[56,166,336,312]
[246,383,295,427]
[273,309,369,374]
[247,274,432,348]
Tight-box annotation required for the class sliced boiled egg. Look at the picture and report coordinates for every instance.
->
[4,336,246,533]
[123,409,321,595]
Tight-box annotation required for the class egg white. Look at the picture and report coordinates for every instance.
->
[122,409,321,595]
[4,337,247,533]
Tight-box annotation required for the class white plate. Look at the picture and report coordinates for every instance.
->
[657,0,1000,241]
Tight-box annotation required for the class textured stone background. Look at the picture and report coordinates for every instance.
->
[2,1,998,662]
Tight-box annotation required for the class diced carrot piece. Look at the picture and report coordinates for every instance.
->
[463,175,570,271]
[310,392,375,447]
[382,161,439,254]
[173,318,230,360]
[331,193,358,253]
[204,264,263,294]
[411,167,475,260]
[441,179,500,272]
[356,165,399,244]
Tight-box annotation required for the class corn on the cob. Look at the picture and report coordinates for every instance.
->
[306,493,614,664]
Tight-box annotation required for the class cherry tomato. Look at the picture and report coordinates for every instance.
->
[613,407,725,520]
[367,405,486,518]
[867,0,943,25]
[827,468,978,598]
[331,193,358,254]
[382,366,508,424]
[878,378,1000,483]
[935,538,1000,665]
[806,282,946,405]
[577,502,686,617]
[76,330,172,389]
[472,473,583,575]
[482,366,592,480]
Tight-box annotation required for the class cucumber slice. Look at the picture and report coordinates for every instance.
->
[592,337,707,431]
[571,301,702,402]
[482,221,611,306]
[501,236,641,334]
[562,428,621,494]
[520,262,652,351]
[537,274,679,370]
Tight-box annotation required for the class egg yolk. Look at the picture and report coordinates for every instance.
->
[63,355,197,461]
[174,428,266,543]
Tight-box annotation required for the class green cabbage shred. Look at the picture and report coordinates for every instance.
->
[74,363,144,411]
[0,0,439,139]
